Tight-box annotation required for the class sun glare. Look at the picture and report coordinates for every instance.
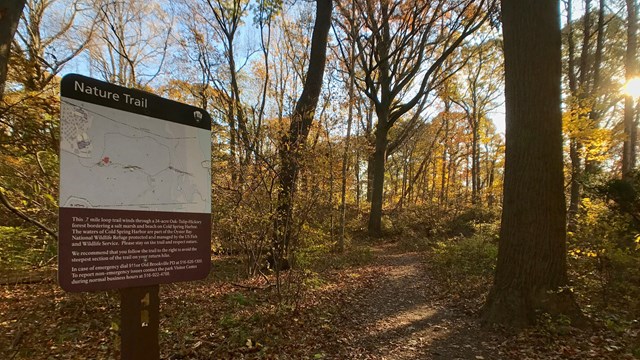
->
[623,77,640,98]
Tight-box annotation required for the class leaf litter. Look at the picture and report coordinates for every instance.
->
[0,242,637,359]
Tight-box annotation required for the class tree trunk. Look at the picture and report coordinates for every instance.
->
[367,4,393,233]
[229,46,251,164]
[0,0,26,101]
[227,106,238,183]
[465,145,471,202]
[274,0,332,264]
[364,105,374,202]
[328,135,335,245]
[368,122,389,237]
[440,109,450,207]
[338,111,353,252]
[355,136,361,210]
[487,158,496,207]
[338,1,355,252]
[422,159,430,202]
[482,0,582,327]
[366,153,374,202]
[568,140,581,232]
[623,0,638,178]
[448,155,456,206]
[565,0,582,230]
[585,0,606,174]
[471,119,480,205]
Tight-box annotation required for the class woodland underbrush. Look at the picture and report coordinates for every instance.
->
[565,172,640,349]
[385,192,640,324]
[386,195,640,355]
[392,205,500,304]
[0,225,56,270]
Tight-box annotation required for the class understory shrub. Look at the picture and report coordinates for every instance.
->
[0,226,56,270]
[568,172,640,319]
[431,234,498,281]
[442,206,500,238]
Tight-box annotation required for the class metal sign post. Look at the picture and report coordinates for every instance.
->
[120,285,160,360]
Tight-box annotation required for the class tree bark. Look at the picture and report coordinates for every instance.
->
[591,0,605,109]
[623,0,638,178]
[482,0,582,327]
[584,0,606,174]
[565,0,580,228]
[274,0,332,263]
[440,113,449,207]
[367,121,389,237]
[471,117,480,205]
[339,0,356,252]
[568,140,581,232]
[0,0,26,101]
[366,153,374,202]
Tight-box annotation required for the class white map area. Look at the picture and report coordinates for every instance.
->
[60,97,211,213]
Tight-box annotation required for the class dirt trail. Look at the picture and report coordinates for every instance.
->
[325,243,501,360]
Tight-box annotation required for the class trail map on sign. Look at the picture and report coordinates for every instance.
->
[60,98,211,214]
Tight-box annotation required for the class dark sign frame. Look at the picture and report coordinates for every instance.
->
[59,74,212,292]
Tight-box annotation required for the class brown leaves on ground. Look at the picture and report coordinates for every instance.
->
[1,242,638,359]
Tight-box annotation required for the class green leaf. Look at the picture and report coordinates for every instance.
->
[44,193,56,205]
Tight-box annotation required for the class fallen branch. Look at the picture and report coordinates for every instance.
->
[230,282,274,291]
[0,277,55,286]
[0,189,58,240]
[0,270,56,285]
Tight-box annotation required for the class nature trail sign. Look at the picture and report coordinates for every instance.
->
[58,74,212,359]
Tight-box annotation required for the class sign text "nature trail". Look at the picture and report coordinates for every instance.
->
[74,80,148,109]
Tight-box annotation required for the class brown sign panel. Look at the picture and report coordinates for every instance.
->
[59,74,211,292]
[58,208,210,291]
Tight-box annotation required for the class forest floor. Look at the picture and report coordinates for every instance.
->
[0,240,638,359]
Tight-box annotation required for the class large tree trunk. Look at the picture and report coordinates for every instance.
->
[274,0,332,264]
[623,0,638,178]
[367,121,389,237]
[0,0,26,101]
[482,0,582,327]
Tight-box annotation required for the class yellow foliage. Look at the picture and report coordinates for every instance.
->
[567,197,613,259]
[580,197,609,227]
[569,247,601,259]
[563,95,615,164]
